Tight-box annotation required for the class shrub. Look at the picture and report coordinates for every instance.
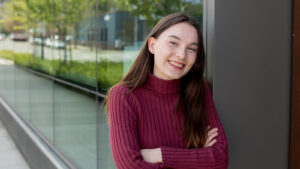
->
[0,50,14,60]
[0,50,123,93]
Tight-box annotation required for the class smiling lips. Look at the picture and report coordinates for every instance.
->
[168,60,185,70]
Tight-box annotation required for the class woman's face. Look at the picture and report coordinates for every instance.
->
[148,22,198,80]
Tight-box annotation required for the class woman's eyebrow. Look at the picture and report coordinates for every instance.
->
[168,35,181,40]
[168,35,198,46]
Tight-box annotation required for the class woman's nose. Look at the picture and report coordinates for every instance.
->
[176,47,186,59]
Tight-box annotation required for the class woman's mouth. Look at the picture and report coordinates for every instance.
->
[168,60,185,70]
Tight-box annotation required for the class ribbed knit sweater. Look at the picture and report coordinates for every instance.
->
[109,74,228,169]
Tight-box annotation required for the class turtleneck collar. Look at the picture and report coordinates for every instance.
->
[143,73,181,94]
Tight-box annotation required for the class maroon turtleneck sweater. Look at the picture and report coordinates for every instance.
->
[108,74,228,169]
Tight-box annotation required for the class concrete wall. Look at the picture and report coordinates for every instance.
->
[214,0,293,168]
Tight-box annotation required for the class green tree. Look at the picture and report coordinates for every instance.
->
[1,0,29,34]
[118,0,203,27]
[24,0,92,62]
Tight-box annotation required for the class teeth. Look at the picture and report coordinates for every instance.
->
[170,61,184,67]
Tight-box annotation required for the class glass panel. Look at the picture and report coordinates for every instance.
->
[52,0,98,169]
[97,99,115,169]
[0,0,16,104]
[14,34,32,121]
[0,58,15,104]
[21,0,57,143]
[29,72,54,143]
[0,0,204,169]
[14,66,30,120]
[5,0,56,142]
[51,0,97,90]
[54,83,97,169]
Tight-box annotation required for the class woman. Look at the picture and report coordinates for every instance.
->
[105,12,228,169]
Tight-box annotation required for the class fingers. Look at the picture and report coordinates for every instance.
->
[207,125,211,130]
[207,128,218,137]
[206,139,217,147]
[204,127,218,147]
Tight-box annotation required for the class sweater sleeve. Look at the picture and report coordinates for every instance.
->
[160,84,228,169]
[109,86,162,169]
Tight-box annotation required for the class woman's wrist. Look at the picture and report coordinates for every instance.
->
[140,147,162,163]
[155,147,162,163]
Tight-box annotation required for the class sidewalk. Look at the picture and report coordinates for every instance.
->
[0,120,30,169]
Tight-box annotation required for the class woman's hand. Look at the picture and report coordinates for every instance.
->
[140,148,162,163]
[204,126,218,147]
[140,127,218,163]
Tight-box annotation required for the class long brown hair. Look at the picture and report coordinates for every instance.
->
[105,12,208,148]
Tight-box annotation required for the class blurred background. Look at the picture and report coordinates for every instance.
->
[0,0,203,169]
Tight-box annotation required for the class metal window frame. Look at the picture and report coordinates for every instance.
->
[203,0,215,85]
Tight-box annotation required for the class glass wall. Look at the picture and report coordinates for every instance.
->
[0,0,204,168]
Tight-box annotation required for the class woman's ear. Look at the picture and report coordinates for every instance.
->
[148,37,156,54]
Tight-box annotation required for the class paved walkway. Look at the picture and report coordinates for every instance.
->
[0,120,30,169]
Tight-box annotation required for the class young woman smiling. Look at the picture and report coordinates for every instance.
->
[105,12,228,169]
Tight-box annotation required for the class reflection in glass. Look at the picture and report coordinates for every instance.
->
[54,83,97,169]
[0,0,203,169]
[29,72,54,143]
[0,59,15,105]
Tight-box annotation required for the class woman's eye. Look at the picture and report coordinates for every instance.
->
[169,41,177,45]
[188,48,197,53]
